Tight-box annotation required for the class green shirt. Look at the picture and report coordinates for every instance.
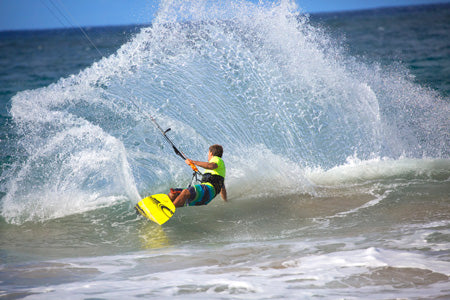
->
[203,156,226,178]
[201,156,226,194]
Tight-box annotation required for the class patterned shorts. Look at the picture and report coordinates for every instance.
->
[186,184,216,206]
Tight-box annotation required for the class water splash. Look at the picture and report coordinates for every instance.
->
[1,0,448,223]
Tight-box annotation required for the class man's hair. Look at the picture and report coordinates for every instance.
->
[209,144,223,157]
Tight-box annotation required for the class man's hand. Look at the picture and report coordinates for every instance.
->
[220,185,227,202]
[185,159,199,172]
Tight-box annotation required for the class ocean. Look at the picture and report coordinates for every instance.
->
[1,1,449,299]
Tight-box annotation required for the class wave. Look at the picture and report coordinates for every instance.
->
[307,156,450,186]
[1,0,449,224]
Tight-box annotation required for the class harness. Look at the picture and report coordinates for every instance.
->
[201,173,224,194]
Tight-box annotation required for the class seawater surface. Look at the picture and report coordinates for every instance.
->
[0,1,449,299]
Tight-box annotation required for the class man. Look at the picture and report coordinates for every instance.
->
[168,144,227,207]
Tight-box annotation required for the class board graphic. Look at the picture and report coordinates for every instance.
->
[135,194,176,225]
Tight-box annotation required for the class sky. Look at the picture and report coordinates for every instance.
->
[0,0,448,31]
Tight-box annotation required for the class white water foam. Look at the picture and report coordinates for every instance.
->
[10,242,449,299]
[306,156,450,186]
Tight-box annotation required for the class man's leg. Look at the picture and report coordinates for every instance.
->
[168,188,183,201]
[173,189,191,207]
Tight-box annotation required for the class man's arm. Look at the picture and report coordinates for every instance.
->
[185,159,217,170]
[220,184,227,202]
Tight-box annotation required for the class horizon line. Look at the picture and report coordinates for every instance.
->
[0,2,447,33]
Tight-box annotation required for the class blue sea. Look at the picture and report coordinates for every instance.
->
[1,1,449,299]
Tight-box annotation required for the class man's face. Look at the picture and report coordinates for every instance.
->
[208,150,213,160]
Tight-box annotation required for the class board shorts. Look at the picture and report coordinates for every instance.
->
[186,183,216,206]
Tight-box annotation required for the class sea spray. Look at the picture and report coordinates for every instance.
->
[1,0,449,224]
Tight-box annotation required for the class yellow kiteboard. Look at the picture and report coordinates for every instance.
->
[135,194,176,225]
